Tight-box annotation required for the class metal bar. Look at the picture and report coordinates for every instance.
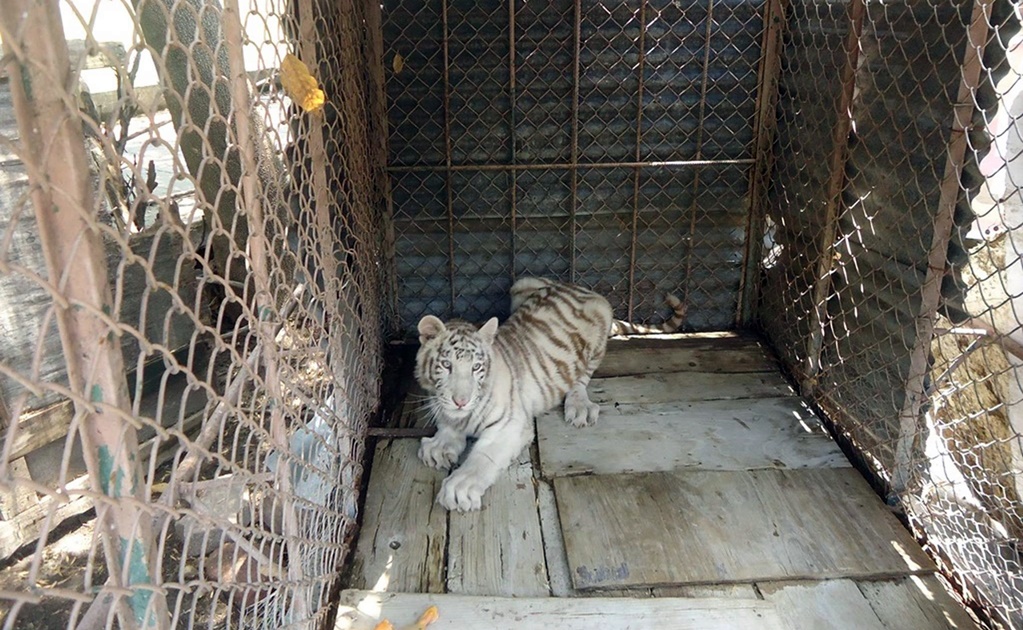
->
[737,0,788,327]
[509,0,518,281]
[296,0,339,314]
[891,0,992,496]
[682,0,717,310]
[388,158,754,173]
[364,0,400,335]
[0,2,168,627]
[442,0,455,315]
[627,0,648,323]
[802,0,865,395]
[570,0,582,283]
[223,0,309,618]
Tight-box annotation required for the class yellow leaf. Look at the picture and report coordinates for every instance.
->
[372,621,393,630]
[415,605,439,629]
[393,52,405,74]
[280,53,325,112]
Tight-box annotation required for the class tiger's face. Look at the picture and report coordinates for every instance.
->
[416,316,499,416]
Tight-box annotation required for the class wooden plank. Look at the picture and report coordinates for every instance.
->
[0,458,38,521]
[0,411,203,559]
[7,400,75,461]
[334,591,786,630]
[857,576,979,630]
[596,340,777,377]
[448,452,548,597]
[554,468,935,590]
[349,439,447,593]
[536,479,572,597]
[589,371,793,405]
[654,584,760,599]
[759,580,886,630]
[537,399,848,478]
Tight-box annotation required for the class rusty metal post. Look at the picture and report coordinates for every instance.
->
[802,0,865,395]
[221,0,309,619]
[737,0,788,326]
[0,1,168,628]
[627,0,649,323]
[681,0,717,312]
[570,0,581,284]
[442,0,456,315]
[891,0,992,496]
[509,0,518,282]
[365,0,400,334]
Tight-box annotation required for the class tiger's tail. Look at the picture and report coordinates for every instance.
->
[610,293,687,336]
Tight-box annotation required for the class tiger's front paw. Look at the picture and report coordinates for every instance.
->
[419,435,462,470]
[564,393,600,428]
[437,469,488,512]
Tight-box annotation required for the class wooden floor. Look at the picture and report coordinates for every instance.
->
[338,333,978,629]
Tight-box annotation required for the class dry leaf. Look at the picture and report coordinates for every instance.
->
[372,621,394,630]
[392,52,405,74]
[280,53,325,112]
[415,605,439,628]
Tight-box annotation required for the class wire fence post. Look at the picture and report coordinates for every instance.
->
[802,0,865,396]
[891,0,992,498]
[738,0,787,326]
[0,1,169,627]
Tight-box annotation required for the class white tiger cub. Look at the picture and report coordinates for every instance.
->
[415,278,685,511]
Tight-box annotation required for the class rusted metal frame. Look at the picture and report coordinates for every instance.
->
[387,158,754,173]
[222,0,308,618]
[442,0,456,315]
[891,0,992,497]
[736,0,788,326]
[570,0,582,283]
[365,0,400,335]
[0,2,168,628]
[296,0,341,321]
[801,0,865,396]
[627,0,648,323]
[509,0,518,281]
[681,0,717,311]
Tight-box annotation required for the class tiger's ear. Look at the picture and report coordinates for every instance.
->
[418,315,446,344]
[478,317,499,344]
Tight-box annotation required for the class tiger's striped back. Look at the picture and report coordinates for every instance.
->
[494,278,613,416]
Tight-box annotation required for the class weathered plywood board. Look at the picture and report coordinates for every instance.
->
[555,468,935,590]
[857,576,979,629]
[448,453,548,597]
[538,399,847,477]
[536,479,572,597]
[759,580,887,630]
[335,591,786,630]
[653,584,760,599]
[596,337,777,377]
[349,439,447,593]
[588,371,793,405]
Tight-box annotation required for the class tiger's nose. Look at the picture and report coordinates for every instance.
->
[453,396,469,409]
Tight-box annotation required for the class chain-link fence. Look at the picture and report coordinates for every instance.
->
[761,0,1023,626]
[6,0,1023,628]
[0,0,390,626]
[383,0,768,334]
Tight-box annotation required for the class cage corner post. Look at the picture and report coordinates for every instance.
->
[0,1,169,628]
[801,0,864,396]
[737,0,788,327]
[365,0,401,337]
[891,0,992,498]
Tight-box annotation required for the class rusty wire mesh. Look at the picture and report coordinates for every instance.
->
[760,0,1023,626]
[0,0,389,627]
[383,0,767,334]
